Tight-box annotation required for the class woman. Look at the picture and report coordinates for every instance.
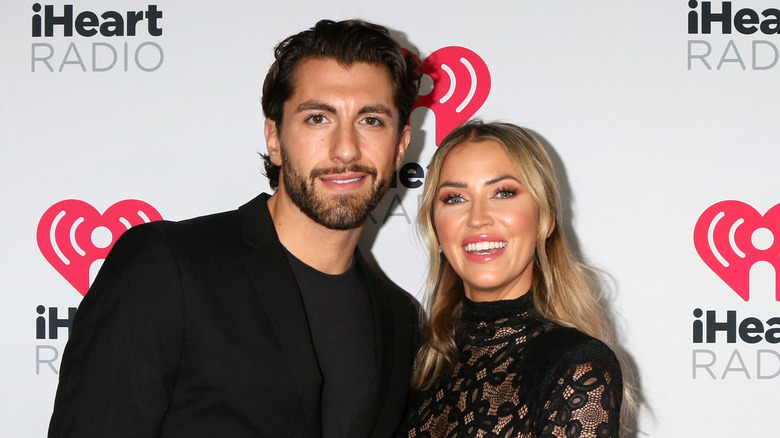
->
[397,121,627,437]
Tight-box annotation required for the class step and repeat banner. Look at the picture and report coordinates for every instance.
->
[2,1,778,436]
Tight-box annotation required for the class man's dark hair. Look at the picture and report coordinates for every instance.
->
[260,19,421,190]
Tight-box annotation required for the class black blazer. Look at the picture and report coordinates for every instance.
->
[48,194,420,438]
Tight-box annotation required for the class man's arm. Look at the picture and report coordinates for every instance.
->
[48,223,184,437]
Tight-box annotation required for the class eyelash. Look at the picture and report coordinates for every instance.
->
[494,187,518,198]
[306,114,328,124]
[441,193,464,204]
[305,114,386,127]
[439,187,518,205]
[361,116,385,127]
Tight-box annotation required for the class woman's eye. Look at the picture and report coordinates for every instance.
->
[495,189,517,199]
[442,194,465,204]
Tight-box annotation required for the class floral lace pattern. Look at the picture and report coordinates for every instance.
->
[398,293,622,438]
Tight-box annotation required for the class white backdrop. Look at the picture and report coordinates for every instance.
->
[3,1,779,436]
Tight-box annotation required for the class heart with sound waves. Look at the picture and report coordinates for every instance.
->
[693,200,780,301]
[37,199,163,296]
[411,46,491,145]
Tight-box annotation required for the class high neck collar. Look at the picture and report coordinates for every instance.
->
[462,292,535,321]
[460,292,538,345]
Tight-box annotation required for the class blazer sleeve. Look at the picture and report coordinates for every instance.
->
[48,222,184,437]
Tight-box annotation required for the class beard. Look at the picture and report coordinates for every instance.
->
[281,148,392,230]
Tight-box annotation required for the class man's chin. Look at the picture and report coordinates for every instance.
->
[283,170,390,231]
[308,196,373,230]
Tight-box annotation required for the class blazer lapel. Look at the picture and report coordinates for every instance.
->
[238,194,323,427]
[347,251,395,438]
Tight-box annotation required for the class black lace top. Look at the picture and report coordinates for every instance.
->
[397,293,622,438]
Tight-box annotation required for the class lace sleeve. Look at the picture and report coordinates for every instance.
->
[536,354,622,438]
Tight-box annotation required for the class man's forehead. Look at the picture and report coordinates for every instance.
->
[286,58,395,105]
[295,56,391,75]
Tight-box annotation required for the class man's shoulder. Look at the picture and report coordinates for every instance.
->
[357,254,412,295]
[133,208,241,241]
[358,257,420,320]
[119,199,263,258]
[133,193,270,238]
[170,208,242,233]
[377,275,419,311]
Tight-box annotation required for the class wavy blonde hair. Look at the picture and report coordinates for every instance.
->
[413,121,636,427]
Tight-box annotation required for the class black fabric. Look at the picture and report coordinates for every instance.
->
[48,194,420,438]
[397,292,622,438]
[284,248,378,438]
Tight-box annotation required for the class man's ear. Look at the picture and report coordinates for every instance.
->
[394,125,412,170]
[264,119,282,166]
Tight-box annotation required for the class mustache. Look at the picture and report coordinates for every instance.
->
[310,164,378,179]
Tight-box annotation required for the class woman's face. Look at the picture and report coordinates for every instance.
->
[433,140,540,302]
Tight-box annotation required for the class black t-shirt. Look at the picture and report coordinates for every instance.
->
[284,249,378,438]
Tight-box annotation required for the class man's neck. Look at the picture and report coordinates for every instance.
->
[266,190,362,275]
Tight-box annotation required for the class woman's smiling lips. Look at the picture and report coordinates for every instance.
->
[461,234,508,262]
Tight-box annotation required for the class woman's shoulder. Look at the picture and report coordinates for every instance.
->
[525,326,623,437]
[513,324,623,425]
[521,324,622,382]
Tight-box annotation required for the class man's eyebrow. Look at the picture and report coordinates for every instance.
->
[295,101,337,113]
[358,105,394,117]
[294,102,394,119]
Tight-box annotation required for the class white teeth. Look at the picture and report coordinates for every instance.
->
[464,241,507,252]
[333,177,362,184]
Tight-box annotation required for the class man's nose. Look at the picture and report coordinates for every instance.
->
[330,123,361,164]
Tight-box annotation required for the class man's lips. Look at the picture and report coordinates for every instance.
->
[318,172,371,190]
[319,172,367,184]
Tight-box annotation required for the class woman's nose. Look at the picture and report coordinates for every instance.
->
[467,199,493,228]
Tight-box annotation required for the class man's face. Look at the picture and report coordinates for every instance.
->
[265,58,410,230]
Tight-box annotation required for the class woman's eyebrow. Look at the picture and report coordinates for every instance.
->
[437,175,520,190]
[484,175,520,185]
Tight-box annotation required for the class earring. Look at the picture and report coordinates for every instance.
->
[437,245,442,253]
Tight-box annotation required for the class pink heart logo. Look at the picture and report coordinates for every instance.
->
[37,199,163,296]
[693,200,780,301]
[411,46,491,145]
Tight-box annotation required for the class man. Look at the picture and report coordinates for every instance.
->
[48,19,421,438]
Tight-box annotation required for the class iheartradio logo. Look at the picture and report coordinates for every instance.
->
[37,200,162,296]
[694,201,780,301]
[411,46,491,145]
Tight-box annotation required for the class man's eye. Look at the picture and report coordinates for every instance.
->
[361,116,384,126]
[307,114,327,124]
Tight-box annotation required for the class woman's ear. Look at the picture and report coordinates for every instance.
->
[546,217,556,239]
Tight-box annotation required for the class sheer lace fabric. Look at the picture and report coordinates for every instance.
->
[398,293,622,438]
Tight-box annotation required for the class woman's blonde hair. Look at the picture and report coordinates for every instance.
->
[413,121,638,432]
[415,120,610,384]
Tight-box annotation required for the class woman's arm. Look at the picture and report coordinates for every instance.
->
[536,337,623,438]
